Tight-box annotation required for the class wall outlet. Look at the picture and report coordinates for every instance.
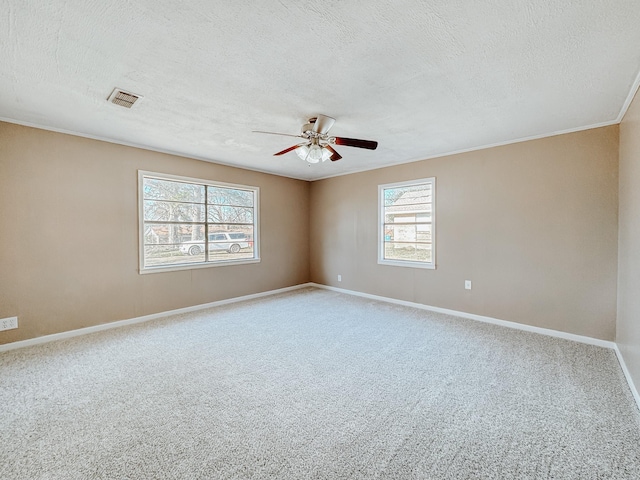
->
[337,274,342,282]
[465,280,472,290]
[0,316,18,331]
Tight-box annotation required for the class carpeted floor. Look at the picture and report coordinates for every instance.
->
[1,287,639,479]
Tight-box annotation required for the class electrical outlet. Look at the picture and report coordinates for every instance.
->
[465,280,472,290]
[337,274,342,282]
[0,316,18,331]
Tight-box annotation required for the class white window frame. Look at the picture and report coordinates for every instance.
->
[378,177,436,269]
[138,171,260,274]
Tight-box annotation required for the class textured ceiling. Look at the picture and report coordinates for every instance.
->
[2,1,640,181]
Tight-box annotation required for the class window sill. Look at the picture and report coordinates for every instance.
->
[140,257,261,274]
[378,259,436,269]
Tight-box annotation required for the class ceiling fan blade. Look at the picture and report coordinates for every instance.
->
[273,143,308,156]
[312,114,336,135]
[333,137,378,150]
[325,145,342,161]
[253,130,303,139]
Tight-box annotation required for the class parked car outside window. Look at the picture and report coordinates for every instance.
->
[179,232,249,255]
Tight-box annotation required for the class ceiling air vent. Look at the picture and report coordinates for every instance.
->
[107,88,142,109]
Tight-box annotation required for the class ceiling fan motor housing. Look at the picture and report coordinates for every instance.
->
[302,122,314,135]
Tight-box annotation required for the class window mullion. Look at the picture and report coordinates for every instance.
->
[204,185,209,263]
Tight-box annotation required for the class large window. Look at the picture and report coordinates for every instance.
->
[379,178,435,269]
[139,171,259,272]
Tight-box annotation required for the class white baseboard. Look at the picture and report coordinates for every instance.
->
[0,283,313,353]
[309,283,616,349]
[613,344,640,412]
[1,281,612,353]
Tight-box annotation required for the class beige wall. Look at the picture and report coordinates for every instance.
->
[0,122,310,344]
[618,91,640,390]
[310,126,619,340]
[0,120,624,345]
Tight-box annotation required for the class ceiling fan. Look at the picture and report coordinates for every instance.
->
[253,114,378,163]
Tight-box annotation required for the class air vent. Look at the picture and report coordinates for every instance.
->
[107,88,142,109]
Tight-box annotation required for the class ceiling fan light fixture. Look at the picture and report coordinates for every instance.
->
[296,144,331,164]
[307,144,324,163]
[321,147,332,162]
[295,145,310,162]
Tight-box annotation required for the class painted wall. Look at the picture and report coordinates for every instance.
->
[0,122,310,344]
[0,121,624,345]
[618,90,640,391]
[310,126,619,340]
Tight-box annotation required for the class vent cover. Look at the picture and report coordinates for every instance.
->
[108,88,142,108]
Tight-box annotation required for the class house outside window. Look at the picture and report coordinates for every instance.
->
[378,178,435,269]
[139,171,259,273]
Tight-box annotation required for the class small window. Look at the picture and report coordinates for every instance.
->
[378,178,435,269]
[139,171,259,273]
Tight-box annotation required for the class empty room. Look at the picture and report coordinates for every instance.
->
[1,1,640,478]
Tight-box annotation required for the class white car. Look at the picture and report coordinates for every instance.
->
[180,232,249,255]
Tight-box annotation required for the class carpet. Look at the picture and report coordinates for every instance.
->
[1,287,639,479]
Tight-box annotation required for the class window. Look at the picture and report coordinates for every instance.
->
[139,171,259,272]
[378,178,435,269]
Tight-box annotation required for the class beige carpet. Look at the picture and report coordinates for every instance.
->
[1,287,639,479]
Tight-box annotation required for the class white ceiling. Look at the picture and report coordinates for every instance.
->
[2,1,640,181]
